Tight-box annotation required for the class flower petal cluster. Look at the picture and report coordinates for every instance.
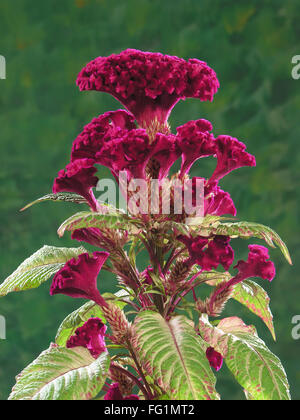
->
[77,49,219,125]
[179,235,234,271]
[53,159,99,211]
[50,252,109,307]
[66,317,107,358]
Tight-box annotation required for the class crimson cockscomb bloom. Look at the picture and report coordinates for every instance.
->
[66,317,107,359]
[188,177,236,217]
[206,347,223,371]
[179,235,234,271]
[53,158,99,211]
[71,110,136,162]
[234,244,276,282]
[204,183,237,217]
[77,49,219,126]
[176,119,216,176]
[96,128,152,180]
[208,245,275,315]
[208,135,256,185]
[50,252,109,307]
[104,383,139,401]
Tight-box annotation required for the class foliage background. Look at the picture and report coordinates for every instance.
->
[0,0,299,400]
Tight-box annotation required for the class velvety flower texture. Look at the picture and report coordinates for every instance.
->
[50,252,109,307]
[71,110,136,163]
[189,177,237,217]
[66,317,107,359]
[77,49,219,125]
[176,119,216,176]
[204,183,237,217]
[149,133,180,180]
[96,128,152,180]
[53,158,99,211]
[208,135,256,185]
[206,347,223,371]
[234,244,276,282]
[104,383,139,401]
[179,235,234,271]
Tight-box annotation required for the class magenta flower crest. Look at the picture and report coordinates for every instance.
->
[179,235,234,271]
[176,119,216,176]
[71,109,136,163]
[50,252,109,307]
[77,49,219,126]
[66,317,107,359]
[53,158,99,211]
[208,135,256,185]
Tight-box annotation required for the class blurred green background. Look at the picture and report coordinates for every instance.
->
[0,0,299,400]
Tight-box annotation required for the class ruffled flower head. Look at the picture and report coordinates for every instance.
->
[209,135,256,185]
[53,158,99,211]
[104,383,139,401]
[234,244,276,282]
[71,110,136,162]
[204,182,237,217]
[179,235,234,271]
[66,317,107,358]
[50,252,109,307]
[77,49,219,126]
[206,347,223,371]
[176,119,216,176]
[96,128,152,180]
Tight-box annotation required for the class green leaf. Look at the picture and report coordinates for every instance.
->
[57,211,141,237]
[9,344,110,400]
[133,311,219,400]
[0,245,87,297]
[55,290,131,346]
[198,316,290,400]
[199,221,292,265]
[233,280,276,340]
[20,192,88,211]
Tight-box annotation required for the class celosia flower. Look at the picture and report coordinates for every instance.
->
[208,135,256,185]
[77,49,219,126]
[176,119,216,176]
[104,383,139,400]
[96,128,152,180]
[204,183,237,217]
[53,158,99,211]
[148,133,180,179]
[188,177,237,217]
[206,347,223,371]
[71,110,136,162]
[208,245,275,315]
[234,244,275,282]
[66,317,107,358]
[50,252,109,307]
[179,235,234,271]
